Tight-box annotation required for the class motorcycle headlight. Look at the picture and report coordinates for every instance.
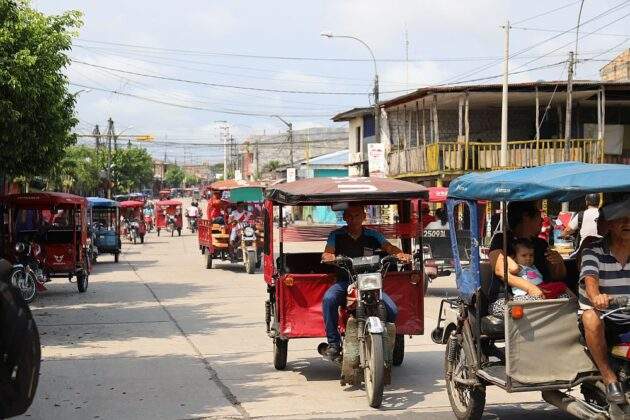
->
[14,242,26,253]
[357,273,382,291]
[243,226,255,237]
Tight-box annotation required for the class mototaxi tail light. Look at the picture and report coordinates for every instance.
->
[357,273,382,291]
[511,305,524,320]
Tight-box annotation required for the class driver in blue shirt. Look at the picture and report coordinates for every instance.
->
[321,205,411,361]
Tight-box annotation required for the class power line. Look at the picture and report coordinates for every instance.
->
[75,38,576,63]
[512,0,583,25]
[69,82,336,118]
[438,0,630,86]
[511,25,630,38]
[71,58,376,95]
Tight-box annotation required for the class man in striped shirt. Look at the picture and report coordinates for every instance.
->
[580,197,630,403]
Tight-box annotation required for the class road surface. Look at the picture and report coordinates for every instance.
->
[20,211,572,419]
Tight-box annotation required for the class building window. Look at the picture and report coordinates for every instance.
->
[356,126,361,153]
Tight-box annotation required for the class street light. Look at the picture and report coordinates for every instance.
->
[321,31,380,153]
[72,89,92,97]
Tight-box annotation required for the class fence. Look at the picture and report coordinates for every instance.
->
[388,138,603,177]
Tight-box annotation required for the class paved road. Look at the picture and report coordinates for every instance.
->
[20,211,573,419]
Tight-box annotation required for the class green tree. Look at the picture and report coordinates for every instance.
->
[49,145,100,194]
[264,160,281,173]
[0,1,82,183]
[164,165,185,188]
[111,147,154,193]
[184,174,199,187]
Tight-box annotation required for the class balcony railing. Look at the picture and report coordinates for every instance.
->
[388,138,604,177]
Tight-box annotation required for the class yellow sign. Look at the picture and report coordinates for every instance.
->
[134,135,155,142]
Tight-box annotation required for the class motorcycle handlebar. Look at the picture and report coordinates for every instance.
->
[609,296,629,308]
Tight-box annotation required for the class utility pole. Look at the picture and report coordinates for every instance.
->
[563,51,575,163]
[93,124,101,150]
[106,117,114,199]
[254,139,260,179]
[500,20,510,167]
[274,115,293,168]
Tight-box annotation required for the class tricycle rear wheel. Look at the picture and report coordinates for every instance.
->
[393,334,405,366]
[77,271,89,293]
[273,338,288,370]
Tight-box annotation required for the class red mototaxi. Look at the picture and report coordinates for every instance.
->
[1,192,91,292]
[262,177,429,366]
[200,179,263,251]
[155,199,183,236]
[119,200,147,241]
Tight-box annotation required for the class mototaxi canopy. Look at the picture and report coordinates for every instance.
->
[3,192,86,208]
[428,187,449,203]
[87,197,119,208]
[155,199,182,207]
[225,186,264,203]
[266,177,428,205]
[448,162,630,202]
[119,200,145,208]
[210,179,262,192]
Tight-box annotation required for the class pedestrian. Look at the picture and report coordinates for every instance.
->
[563,193,601,247]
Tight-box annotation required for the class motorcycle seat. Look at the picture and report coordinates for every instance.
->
[480,314,505,337]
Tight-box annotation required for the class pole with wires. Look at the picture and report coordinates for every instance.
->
[563,50,575,162]
[500,20,510,167]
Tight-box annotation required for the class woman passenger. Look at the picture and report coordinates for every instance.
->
[488,201,567,312]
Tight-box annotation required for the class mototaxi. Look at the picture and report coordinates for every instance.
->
[199,186,264,273]
[119,200,147,244]
[155,199,183,236]
[2,192,91,298]
[262,177,428,407]
[87,197,121,263]
[433,162,630,420]
[420,187,484,293]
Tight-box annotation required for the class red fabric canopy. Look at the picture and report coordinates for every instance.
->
[2,192,86,207]
[428,187,449,203]
[266,177,428,205]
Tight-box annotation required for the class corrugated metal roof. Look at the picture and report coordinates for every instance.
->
[331,107,374,122]
[381,80,630,108]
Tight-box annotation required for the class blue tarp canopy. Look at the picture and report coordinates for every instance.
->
[448,162,630,202]
[87,197,119,208]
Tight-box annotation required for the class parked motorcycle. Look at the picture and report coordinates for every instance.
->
[319,255,398,408]
[8,241,45,303]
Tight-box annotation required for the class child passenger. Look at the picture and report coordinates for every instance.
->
[511,238,543,296]
[490,238,568,317]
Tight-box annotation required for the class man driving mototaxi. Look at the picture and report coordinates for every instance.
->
[321,204,412,361]
[580,197,630,404]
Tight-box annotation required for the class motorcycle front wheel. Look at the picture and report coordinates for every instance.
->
[245,250,256,274]
[364,332,384,408]
[10,268,37,303]
[445,333,486,420]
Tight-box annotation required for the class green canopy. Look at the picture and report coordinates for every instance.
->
[226,187,264,203]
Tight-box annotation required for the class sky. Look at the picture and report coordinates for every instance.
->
[33,0,630,163]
